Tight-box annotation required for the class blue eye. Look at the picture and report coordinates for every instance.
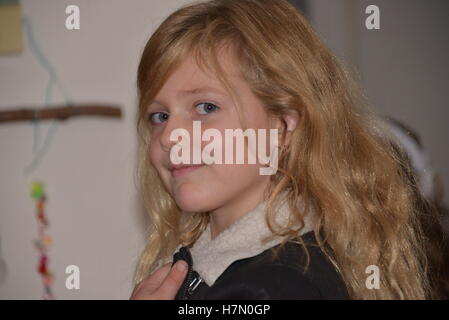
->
[196,102,219,115]
[148,112,169,124]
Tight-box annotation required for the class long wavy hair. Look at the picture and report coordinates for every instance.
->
[134,0,430,299]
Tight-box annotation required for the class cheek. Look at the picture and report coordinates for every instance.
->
[148,134,164,164]
[148,139,168,184]
[148,142,158,167]
[213,163,263,187]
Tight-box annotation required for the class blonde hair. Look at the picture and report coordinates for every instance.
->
[134,0,430,299]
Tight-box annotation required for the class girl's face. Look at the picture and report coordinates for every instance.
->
[147,47,280,214]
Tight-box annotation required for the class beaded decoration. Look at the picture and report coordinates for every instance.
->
[30,181,54,300]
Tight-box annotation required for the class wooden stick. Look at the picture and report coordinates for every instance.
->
[0,104,123,123]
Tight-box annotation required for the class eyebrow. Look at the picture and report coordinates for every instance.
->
[178,86,227,96]
[150,86,228,106]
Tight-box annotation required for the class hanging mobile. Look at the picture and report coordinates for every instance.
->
[30,181,55,300]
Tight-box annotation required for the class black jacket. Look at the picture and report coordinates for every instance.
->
[172,231,349,299]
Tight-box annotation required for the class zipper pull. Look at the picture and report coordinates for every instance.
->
[187,274,203,295]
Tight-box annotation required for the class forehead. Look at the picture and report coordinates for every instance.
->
[153,46,241,101]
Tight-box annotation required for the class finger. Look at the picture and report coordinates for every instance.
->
[135,263,171,293]
[156,260,188,299]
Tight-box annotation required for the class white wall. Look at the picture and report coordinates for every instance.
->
[308,0,449,207]
[0,0,191,299]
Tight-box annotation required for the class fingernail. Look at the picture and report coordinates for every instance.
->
[176,261,187,273]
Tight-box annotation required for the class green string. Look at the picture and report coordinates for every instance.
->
[21,16,73,175]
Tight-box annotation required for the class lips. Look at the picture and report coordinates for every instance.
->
[170,164,205,177]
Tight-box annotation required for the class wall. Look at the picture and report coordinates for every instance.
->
[0,0,191,299]
[308,0,449,208]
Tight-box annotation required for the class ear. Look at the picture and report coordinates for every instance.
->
[271,111,299,147]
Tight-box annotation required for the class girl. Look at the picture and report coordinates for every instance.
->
[130,0,431,299]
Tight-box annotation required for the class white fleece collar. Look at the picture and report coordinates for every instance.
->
[178,196,315,286]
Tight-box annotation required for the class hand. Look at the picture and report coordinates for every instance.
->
[129,260,188,300]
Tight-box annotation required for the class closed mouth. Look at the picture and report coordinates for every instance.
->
[170,164,206,177]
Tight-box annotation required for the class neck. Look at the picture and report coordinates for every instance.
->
[209,178,270,240]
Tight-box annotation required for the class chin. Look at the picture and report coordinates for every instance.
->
[173,185,218,213]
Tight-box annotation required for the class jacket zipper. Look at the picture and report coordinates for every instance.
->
[179,247,203,299]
